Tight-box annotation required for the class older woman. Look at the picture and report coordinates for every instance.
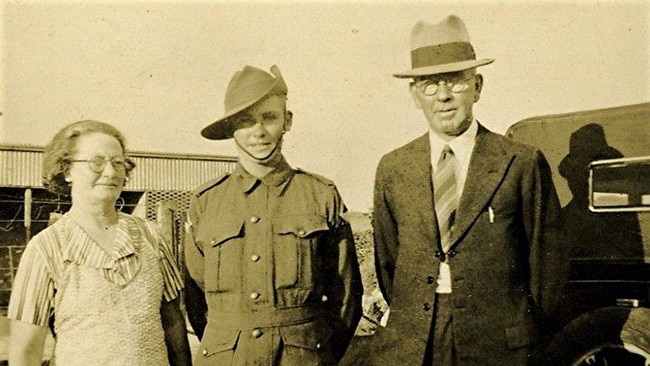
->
[8,120,191,366]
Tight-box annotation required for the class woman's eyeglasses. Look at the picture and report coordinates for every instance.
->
[70,156,129,173]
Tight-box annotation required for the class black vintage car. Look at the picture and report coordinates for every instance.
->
[506,102,650,365]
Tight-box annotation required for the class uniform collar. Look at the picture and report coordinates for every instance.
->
[234,157,295,193]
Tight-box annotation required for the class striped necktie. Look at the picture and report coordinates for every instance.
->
[434,145,458,253]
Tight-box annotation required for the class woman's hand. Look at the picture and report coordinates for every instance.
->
[9,320,48,366]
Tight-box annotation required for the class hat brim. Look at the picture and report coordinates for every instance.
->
[201,102,256,140]
[201,80,279,140]
[393,58,495,78]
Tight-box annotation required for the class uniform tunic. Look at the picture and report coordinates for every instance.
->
[8,213,184,365]
[185,159,363,366]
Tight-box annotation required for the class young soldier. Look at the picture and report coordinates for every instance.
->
[185,65,363,366]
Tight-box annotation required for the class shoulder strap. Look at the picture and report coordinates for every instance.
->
[193,172,231,197]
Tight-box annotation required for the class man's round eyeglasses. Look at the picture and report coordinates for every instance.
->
[415,76,475,96]
[70,156,129,173]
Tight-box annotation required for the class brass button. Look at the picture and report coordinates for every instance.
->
[423,302,432,311]
[321,295,328,302]
[447,250,457,257]
[298,229,306,236]
[250,216,260,223]
[210,239,218,246]
[251,254,260,262]
[202,349,208,356]
[426,276,435,285]
[250,292,260,300]
[252,329,263,338]
[316,343,322,350]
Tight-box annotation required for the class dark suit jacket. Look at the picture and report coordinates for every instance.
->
[370,125,566,365]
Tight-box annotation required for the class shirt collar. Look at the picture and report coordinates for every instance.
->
[428,119,478,167]
[234,157,295,193]
[59,212,137,269]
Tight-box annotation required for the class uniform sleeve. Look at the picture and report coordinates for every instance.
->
[7,237,55,327]
[183,195,205,289]
[182,195,208,339]
[323,187,363,361]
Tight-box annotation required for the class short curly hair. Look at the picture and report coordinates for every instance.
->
[42,120,136,196]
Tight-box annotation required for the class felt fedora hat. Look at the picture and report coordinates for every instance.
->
[393,15,494,78]
[201,65,288,140]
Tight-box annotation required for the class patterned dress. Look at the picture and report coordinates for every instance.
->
[8,212,184,366]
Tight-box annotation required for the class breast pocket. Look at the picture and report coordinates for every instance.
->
[197,217,245,292]
[273,214,329,289]
[487,189,518,222]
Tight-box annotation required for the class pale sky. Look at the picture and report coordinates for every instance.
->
[1,0,648,211]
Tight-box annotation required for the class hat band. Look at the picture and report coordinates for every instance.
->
[411,42,476,69]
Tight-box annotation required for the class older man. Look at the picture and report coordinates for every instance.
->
[370,15,566,365]
[184,65,363,365]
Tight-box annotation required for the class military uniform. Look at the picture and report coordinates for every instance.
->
[185,158,363,365]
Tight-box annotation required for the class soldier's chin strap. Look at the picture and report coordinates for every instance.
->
[235,137,282,164]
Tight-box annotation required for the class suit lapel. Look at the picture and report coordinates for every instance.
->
[404,134,440,244]
[405,134,433,191]
[450,125,515,248]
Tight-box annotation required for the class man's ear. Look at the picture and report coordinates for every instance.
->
[409,82,423,109]
[473,74,484,102]
[283,110,293,132]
